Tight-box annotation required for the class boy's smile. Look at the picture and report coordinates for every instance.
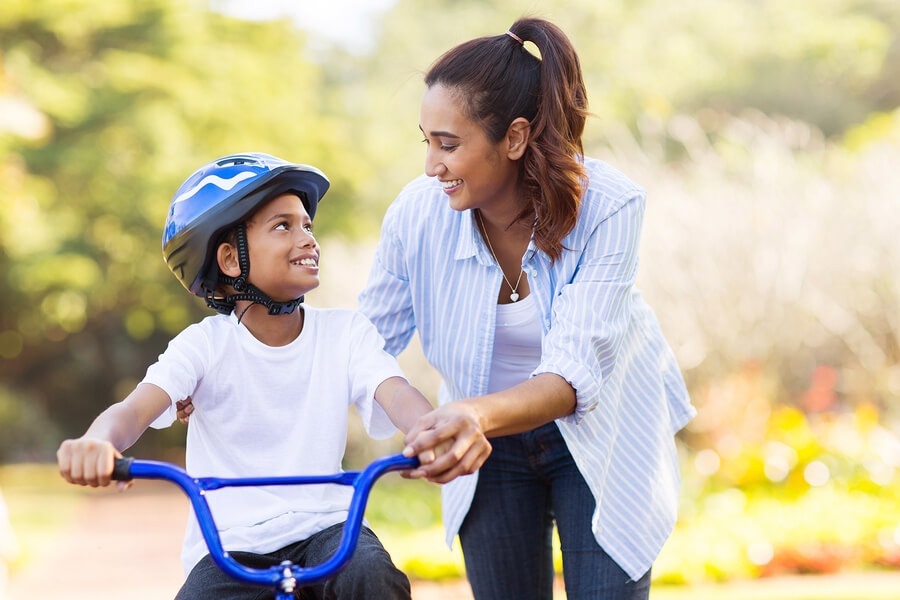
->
[242,192,320,301]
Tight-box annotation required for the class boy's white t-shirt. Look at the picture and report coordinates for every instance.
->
[143,306,404,575]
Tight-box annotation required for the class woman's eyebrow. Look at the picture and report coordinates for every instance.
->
[419,124,461,139]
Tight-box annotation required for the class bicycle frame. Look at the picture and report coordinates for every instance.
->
[112,453,419,599]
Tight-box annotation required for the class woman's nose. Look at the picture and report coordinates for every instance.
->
[424,147,446,178]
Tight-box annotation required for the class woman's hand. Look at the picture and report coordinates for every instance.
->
[402,402,492,484]
[175,397,194,424]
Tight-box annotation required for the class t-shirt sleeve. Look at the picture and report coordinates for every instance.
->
[346,311,407,440]
[142,324,208,429]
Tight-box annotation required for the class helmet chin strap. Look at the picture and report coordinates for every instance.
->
[211,223,303,321]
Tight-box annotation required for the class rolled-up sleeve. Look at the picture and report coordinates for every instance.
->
[533,190,645,423]
[358,203,417,357]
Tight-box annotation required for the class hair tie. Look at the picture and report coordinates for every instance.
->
[505,30,524,45]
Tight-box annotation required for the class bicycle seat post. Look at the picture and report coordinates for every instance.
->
[276,560,297,599]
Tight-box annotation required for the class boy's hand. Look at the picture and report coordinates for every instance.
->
[57,438,131,492]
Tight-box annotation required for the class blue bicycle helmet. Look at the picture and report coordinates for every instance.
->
[163,152,330,315]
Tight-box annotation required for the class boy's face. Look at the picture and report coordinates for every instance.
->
[241,192,320,301]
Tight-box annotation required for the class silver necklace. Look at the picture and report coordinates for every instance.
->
[477,211,524,302]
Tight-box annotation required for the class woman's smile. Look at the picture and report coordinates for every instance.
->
[440,178,463,193]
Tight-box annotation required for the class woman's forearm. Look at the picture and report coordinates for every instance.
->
[463,373,576,438]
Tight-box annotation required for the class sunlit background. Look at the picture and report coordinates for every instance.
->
[1,0,899,598]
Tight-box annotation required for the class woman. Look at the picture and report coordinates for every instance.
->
[359,17,696,600]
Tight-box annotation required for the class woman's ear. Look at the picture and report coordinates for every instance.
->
[505,117,531,160]
[217,242,241,277]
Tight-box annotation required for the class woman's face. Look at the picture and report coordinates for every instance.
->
[419,84,520,213]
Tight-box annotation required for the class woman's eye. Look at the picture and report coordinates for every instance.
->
[421,137,430,145]
[440,144,457,152]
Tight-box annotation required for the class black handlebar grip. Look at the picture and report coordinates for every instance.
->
[112,456,134,481]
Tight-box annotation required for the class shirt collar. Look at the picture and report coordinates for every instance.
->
[455,209,493,265]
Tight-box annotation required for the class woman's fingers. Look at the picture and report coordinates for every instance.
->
[422,431,491,483]
[175,397,194,425]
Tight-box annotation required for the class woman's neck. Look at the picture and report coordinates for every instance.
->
[477,202,533,246]
[233,303,305,347]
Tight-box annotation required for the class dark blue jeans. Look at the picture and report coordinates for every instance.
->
[175,523,410,600]
[459,422,651,600]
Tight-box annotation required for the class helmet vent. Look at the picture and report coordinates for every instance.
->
[217,157,261,167]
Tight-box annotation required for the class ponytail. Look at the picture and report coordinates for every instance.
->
[425,17,588,263]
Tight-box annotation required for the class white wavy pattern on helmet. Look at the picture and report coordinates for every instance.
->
[172,171,257,205]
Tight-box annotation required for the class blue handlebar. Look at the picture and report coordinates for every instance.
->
[112,453,419,592]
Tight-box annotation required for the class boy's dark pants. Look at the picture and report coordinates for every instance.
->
[175,523,410,600]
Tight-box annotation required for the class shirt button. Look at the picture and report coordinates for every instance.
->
[531,268,538,276]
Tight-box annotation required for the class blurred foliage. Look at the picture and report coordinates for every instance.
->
[0,0,899,475]
[655,368,900,584]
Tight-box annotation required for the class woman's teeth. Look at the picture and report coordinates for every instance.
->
[441,179,462,189]
[292,258,317,266]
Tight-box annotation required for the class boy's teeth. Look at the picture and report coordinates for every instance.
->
[442,179,462,189]
[293,258,317,266]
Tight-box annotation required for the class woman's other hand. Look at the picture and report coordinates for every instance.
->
[175,397,194,424]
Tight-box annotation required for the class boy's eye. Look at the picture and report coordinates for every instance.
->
[303,223,314,233]
[274,222,289,230]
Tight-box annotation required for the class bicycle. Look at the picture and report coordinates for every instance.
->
[112,452,419,599]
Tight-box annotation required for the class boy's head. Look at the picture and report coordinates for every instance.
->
[163,153,329,315]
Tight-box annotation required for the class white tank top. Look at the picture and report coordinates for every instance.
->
[487,294,543,394]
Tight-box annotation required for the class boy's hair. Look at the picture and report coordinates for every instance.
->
[162,153,329,314]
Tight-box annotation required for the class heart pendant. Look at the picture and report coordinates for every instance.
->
[510,292,520,302]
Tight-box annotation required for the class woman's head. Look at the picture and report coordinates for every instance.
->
[424,18,589,261]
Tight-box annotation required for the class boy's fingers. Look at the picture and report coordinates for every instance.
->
[57,443,73,482]
[68,452,84,485]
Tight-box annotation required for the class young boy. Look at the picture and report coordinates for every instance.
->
[57,153,435,599]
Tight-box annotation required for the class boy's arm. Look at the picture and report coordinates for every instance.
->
[373,377,490,482]
[373,377,434,435]
[57,383,172,489]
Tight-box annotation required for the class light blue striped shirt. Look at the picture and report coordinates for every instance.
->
[358,156,696,580]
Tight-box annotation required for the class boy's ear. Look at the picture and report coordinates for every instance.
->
[505,117,531,161]
[217,242,241,277]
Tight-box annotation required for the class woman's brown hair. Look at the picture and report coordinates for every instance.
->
[424,17,588,263]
